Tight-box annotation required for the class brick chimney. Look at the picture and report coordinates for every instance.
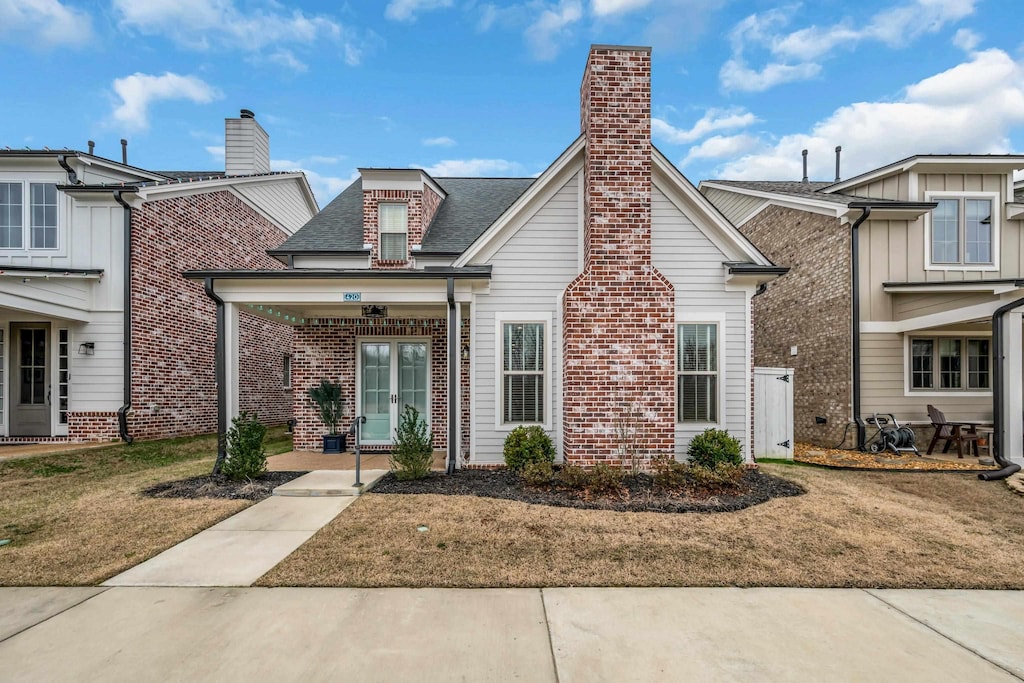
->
[225,109,271,175]
[561,45,676,466]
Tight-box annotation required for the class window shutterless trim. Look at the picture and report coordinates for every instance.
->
[676,317,724,426]
[924,191,999,271]
[493,311,552,431]
[904,333,993,396]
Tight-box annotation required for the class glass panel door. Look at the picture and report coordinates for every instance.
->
[11,324,50,436]
[397,342,428,417]
[361,343,391,441]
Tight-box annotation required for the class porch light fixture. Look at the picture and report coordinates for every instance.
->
[78,342,95,355]
[362,305,387,318]
[461,344,470,361]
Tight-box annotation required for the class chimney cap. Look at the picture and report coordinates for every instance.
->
[240,109,255,119]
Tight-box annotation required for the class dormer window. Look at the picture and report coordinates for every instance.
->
[379,202,408,261]
[926,192,998,270]
[0,181,59,250]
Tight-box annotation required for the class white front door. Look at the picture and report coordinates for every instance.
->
[358,339,429,444]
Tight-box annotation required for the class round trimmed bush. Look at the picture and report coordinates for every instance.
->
[686,428,743,469]
[503,425,555,472]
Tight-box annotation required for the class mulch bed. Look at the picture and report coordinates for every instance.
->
[142,471,306,500]
[371,468,805,513]
[793,442,999,471]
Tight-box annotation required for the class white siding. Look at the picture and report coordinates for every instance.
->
[652,184,752,456]
[67,311,125,413]
[235,179,314,234]
[471,171,580,463]
[701,186,766,226]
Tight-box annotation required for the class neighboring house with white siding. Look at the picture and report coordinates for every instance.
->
[0,110,316,442]
[191,46,785,469]
[700,154,1024,467]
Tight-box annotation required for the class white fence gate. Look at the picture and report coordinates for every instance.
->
[754,367,794,459]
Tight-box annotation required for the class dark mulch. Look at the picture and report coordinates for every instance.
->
[371,468,805,513]
[142,471,306,500]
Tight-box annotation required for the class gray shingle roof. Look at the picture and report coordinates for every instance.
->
[156,170,227,180]
[705,180,908,206]
[274,176,536,255]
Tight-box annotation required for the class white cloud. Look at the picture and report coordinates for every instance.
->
[679,134,761,167]
[205,145,225,160]
[384,0,453,22]
[952,27,981,52]
[422,136,456,147]
[719,59,821,93]
[0,0,93,48]
[653,108,758,145]
[265,49,308,73]
[713,49,1024,181]
[524,0,582,61]
[112,0,370,67]
[420,158,525,176]
[271,158,357,207]
[591,0,652,16]
[111,72,222,131]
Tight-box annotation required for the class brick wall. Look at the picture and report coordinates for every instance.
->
[562,45,676,467]
[291,317,468,454]
[363,188,431,268]
[67,411,120,442]
[128,189,293,441]
[739,204,853,447]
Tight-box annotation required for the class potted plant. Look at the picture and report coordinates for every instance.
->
[308,379,346,453]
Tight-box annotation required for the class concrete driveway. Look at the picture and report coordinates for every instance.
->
[1,587,1022,681]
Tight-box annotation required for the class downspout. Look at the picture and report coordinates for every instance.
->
[447,277,458,474]
[203,278,228,474]
[56,154,78,184]
[113,191,134,444]
[978,295,1024,481]
[850,207,871,450]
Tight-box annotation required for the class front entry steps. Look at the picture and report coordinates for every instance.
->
[272,470,389,497]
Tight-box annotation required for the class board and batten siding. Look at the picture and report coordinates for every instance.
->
[651,184,751,456]
[701,186,766,226]
[471,172,580,463]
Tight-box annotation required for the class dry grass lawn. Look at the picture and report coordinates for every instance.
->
[259,463,1024,589]
[0,428,292,586]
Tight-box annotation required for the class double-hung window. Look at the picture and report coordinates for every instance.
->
[0,181,59,250]
[378,203,408,261]
[927,193,997,268]
[0,182,24,249]
[501,321,545,423]
[678,323,718,423]
[909,336,990,391]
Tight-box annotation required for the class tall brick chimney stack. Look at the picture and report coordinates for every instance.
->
[562,45,676,467]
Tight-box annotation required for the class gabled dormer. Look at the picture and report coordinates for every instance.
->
[359,168,447,268]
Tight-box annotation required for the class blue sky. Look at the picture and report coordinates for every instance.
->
[1,0,1022,206]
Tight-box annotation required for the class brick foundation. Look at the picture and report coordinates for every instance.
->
[67,411,120,442]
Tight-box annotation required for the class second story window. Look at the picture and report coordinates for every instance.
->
[927,193,996,268]
[378,203,408,261]
[0,181,59,250]
[30,183,58,249]
[0,182,23,249]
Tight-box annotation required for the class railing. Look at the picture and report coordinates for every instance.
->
[348,416,367,487]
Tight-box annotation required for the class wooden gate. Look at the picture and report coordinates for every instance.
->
[754,367,794,459]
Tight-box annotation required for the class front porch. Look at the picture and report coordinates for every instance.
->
[267,449,448,472]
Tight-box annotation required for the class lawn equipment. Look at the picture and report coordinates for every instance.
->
[863,413,919,456]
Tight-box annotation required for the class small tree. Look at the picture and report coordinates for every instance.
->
[503,425,555,472]
[221,412,268,480]
[308,379,344,435]
[391,405,434,480]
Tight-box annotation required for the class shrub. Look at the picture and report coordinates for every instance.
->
[687,428,743,470]
[556,464,590,489]
[308,379,344,435]
[688,462,745,489]
[652,456,689,492]
[390,405,434,481]
[503,426,555,472]
[555,462,624,495]
[520,461,554,486]
[221,412,267,481]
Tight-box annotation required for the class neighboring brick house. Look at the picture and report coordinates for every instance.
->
[192,45,785,470]
[0,110,316,442]
[701,159,1024,466]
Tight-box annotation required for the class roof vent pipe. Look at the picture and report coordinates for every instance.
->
[801,149,809,183]
[120,138,128,165]
[835,146,842,183]
[240,109,255,119]
[87,140,95,155]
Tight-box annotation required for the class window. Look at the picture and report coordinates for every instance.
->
[0,182,23,249]
[58,329,69,425]
[502,322,544,423]
[30,183,58,249]
[927,193,996,268]
[0,181,60,250]
[283,354,292,388]
[910,336,990,391]
[678,323,718,423]
[378,203,408,261]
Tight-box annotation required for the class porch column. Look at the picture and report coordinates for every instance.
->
[447,277,458,473]
[1005,311,1023,465]
[224,301,241,426]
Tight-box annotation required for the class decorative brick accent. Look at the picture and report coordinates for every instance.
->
[128,190,293,441]
[67,412,120,442]
[562,45,676,467]
[739,204,853,447]
[290,317,469,453]
[363,186,438,268]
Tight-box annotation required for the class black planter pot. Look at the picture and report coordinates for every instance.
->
[322,433,346,454]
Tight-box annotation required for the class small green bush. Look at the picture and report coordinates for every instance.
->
[390,405,434,481]
[688,462,745,488]
[556,464,590,489]
[687,428,743,470]
[503,425,555,472]
[520,460,554,486]
[652,456,689,492]
[221,412,267,481]
[555,462,624,495]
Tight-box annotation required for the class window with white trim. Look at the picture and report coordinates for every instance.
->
[0,182,23,249]
[927,193,996,267]
[30,183,58,249]
[0,181,60,250]
[378,203,408,261]
[910,336,990,391]
[58,329,69,424]
[502,322,544,423]
[678,323,718,422]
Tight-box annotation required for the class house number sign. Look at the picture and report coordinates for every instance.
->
[343,292,361,302]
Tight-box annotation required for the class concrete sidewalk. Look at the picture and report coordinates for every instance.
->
[1,587,1022,681]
